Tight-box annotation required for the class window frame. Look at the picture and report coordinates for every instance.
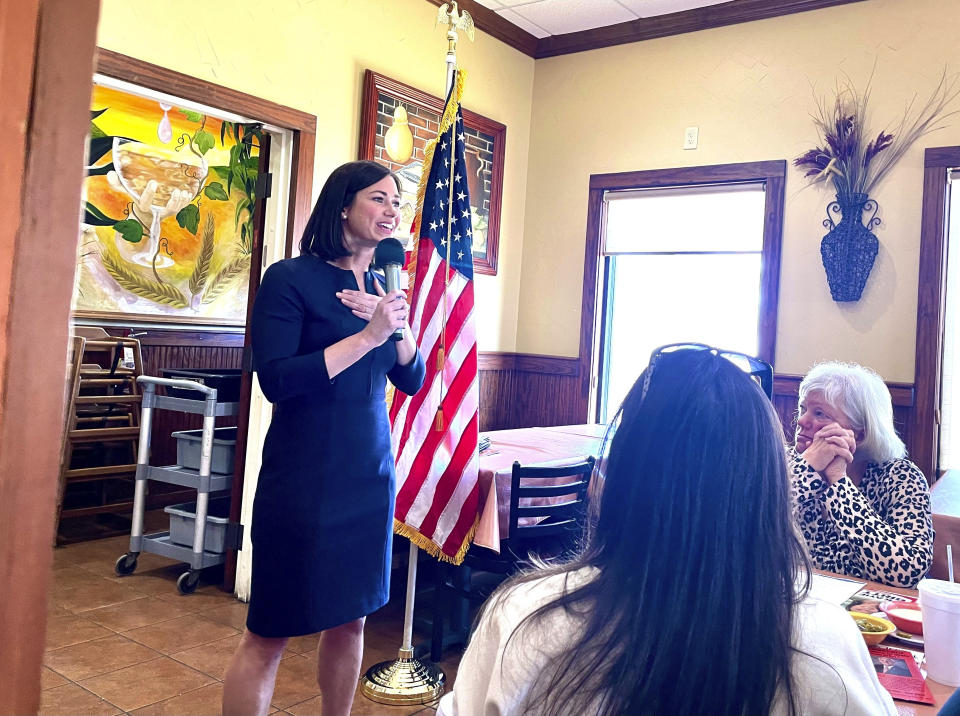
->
[912,146,960,481]
[577,161,787,421]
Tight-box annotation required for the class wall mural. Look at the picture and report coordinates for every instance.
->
[74,83,262,325]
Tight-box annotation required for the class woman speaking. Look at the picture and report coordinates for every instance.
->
[223,161,425,715]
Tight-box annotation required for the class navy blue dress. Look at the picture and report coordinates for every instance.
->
[246,254,425,638]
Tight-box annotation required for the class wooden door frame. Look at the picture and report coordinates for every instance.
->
[0,1,101,712]
[91,51,318,590]
[912,146,960,481]
[94,49,317,257]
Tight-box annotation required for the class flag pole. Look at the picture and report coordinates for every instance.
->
[360,2,473,706]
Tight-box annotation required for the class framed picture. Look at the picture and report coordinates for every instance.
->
[358,70,505,276]
[74,80,263,326]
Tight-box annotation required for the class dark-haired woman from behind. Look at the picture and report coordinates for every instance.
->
[223,160,425,716]
[439,347,894,716]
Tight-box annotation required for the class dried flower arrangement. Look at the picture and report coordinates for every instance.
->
[794,69,960,198]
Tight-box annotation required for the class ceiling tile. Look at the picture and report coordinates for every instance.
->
[616,0,729,18]
[496,8,551,37]
[508,0,638,35]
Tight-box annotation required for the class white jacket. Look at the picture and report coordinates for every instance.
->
[438,568,897,716]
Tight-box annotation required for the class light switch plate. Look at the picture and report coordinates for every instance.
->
[684,126,699,150]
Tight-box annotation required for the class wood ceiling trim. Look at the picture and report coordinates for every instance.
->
[426,0,867,59]
[424,0,538,57]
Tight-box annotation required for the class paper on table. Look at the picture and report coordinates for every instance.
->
[808,573,867,604]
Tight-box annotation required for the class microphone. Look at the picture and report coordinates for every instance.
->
[374,237,406,342]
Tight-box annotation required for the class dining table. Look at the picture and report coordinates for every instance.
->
[473,424,607,552]
[813,571,957,716]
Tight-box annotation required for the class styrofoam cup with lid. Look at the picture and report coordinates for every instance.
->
[917,578,960,686]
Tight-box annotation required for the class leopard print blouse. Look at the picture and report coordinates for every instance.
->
[788,447,934,588]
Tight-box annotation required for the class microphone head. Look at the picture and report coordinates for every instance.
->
[374,237,406,268]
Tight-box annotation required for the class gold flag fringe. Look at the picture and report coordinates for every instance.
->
[393,517,478,566]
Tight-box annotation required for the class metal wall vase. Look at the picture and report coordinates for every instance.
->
[820,193,880,302]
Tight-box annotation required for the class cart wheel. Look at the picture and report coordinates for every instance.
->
[114,553,138,576]
[177,570,200,595]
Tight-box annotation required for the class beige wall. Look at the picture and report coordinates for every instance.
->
[95,0,960,381]
[96,0,534,352]
[518,0,960,382]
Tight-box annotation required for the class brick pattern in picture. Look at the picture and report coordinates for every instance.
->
[374,94,493,256]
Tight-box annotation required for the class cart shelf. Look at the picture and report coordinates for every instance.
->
[142,465,233,492]
[115,375,243,594]
[139,532,230,570]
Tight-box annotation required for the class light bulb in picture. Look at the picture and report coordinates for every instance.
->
[384,105,414,163]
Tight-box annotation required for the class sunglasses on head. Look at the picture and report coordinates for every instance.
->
[640,342,774,402]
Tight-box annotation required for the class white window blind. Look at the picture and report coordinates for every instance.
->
[603,182,766,254]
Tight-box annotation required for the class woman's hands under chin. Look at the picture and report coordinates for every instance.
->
[798,423,856,484]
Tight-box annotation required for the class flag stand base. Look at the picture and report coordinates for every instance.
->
[360,647,445,705]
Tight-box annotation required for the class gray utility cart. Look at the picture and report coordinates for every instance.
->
[114,376,242,594]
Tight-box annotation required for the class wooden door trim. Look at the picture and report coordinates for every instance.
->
[912,146,960,480]
[0,1,101,712]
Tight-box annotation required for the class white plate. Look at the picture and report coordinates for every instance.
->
[886,628,924,648]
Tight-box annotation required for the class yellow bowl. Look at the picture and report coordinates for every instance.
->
[849,611,896,645]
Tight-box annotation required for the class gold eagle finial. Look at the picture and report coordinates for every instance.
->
[436,1,475,41]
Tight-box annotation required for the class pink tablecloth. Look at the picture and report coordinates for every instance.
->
[473,426,605,552]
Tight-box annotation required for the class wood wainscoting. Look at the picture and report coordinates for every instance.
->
[93,343,922,476]
[478,352,583,431]
[102,329,244,466]
[478,352,924,479]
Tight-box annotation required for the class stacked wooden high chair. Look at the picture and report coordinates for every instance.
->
[55,327,144,544]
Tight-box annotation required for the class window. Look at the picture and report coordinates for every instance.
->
[938,171,960,470]
[587,163,785,424]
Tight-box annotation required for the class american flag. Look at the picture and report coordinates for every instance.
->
[389,71,480,564]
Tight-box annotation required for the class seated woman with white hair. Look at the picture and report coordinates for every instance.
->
[791,361,934,587]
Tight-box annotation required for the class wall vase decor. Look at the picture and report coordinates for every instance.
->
[820,193,880,302]
[794,68,959,302]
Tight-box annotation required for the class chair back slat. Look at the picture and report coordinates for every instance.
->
[512,462,594,480]
[506,457,595,555]
[515,500,580,519]
[516,520,577,539]
[514,479,589,500]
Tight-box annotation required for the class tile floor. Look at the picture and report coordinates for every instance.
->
[41,533,462,715]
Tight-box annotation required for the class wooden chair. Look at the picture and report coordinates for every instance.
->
[430,456,596,661]
[55,330,144,543]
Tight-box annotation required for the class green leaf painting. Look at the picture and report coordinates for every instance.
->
[176,204,200,234]
[113,219,144,243]
[204,182,229,201]
[83,201,118,226]
[195,129,215,156]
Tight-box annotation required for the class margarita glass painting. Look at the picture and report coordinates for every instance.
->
[75,83,262,325]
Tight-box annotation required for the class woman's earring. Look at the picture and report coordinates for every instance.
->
[341,211,347,219]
